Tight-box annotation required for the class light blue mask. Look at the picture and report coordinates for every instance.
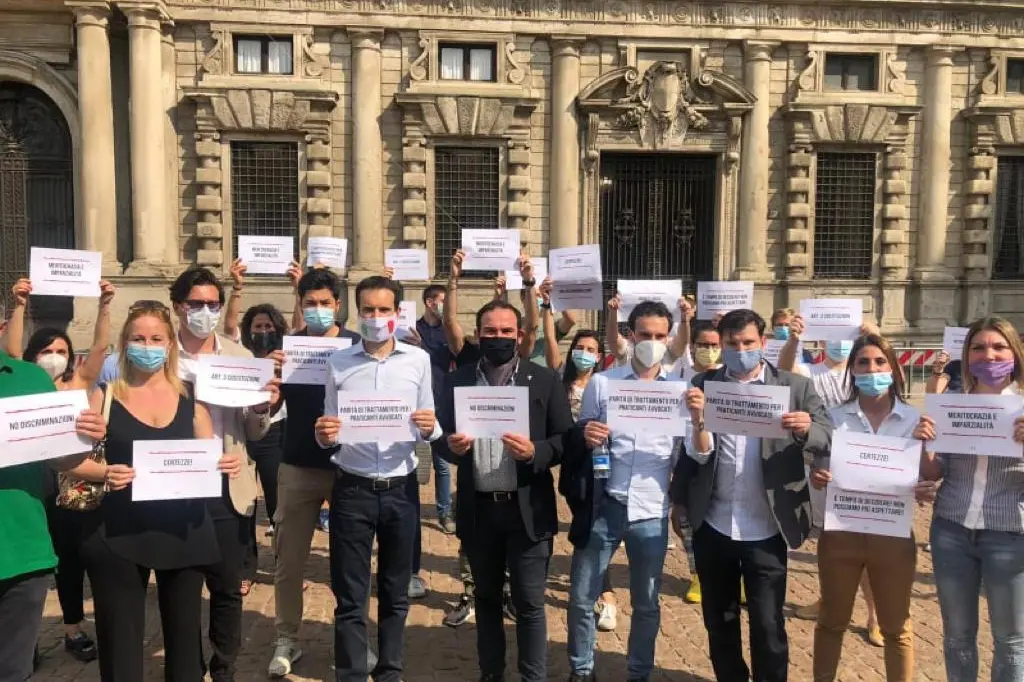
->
[826,340,854,362]
[303,307,336,335]
[774,327,790,341]
[723,348,763,375]
[854,371,893,397]
[571,349,598,371]
[126,343,167,372]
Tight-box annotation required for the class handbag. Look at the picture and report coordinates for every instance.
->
[56,384,114,511]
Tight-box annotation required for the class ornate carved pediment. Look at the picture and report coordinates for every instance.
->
[786,102,919,146]
[182,87,338,140]
[394,92,538,140]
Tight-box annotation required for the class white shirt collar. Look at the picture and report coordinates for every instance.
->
[177,331,222,359]
[726,362,766,384]
[835,396,913,423]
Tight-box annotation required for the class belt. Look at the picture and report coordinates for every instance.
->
[337,471,409,492]
[476,491,517,502]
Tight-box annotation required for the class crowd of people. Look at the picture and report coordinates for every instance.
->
[0,250,1022,682]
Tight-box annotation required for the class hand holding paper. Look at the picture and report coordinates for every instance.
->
[411,409,437,439]
[501,433,535,461]
[448,433,472,456]
[315,415,342,445]
[781,411,812,437]
[218,453,243,479]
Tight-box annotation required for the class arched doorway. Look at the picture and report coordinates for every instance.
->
[0,81,75,326]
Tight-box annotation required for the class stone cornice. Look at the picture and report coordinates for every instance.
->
[182,85,339,140]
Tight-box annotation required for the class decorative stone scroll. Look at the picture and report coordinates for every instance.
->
[784,102,919,280]
[181,86,339,266]
[198,24,329,82]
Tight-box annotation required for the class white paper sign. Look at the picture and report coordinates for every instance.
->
[385,249,430,281]
[396,301,417,341]
[617,280,683,323]
[132,439,222,502]
[943,326,969,358]
[799,299,864,342]
[824,487,914,538]
[551,282,604,312]
[925,393,1024,458]
[549,245,602,284]
[29,248,102,298]
[239,236,294,275]
[829,430,921,496]
[764,339,802,367]
[461,229,520,271]
[696,281,754,319]
[337,391,418,443]
[195,355,274,408]
[0,390,91,469]
[703,381,790,439]
[606,380,689,437]
[506,258,548,291]
[454,386,529,440]
[282,336,353,385]
[307,237,348,269]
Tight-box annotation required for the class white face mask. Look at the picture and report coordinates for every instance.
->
[186,306,221,339]
[37,354,69,380]
[359,315,397,343]
[633,340,667,368]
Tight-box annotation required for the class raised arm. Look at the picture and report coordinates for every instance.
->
[669,297,694,363]
[605,295,625,364]
[443,250,467,355]
[777,314,804,372]
[287,261,305,333]
[518,252,538,360]
[5,278,30,359]
[540,277,562,370]
[223,258,246,342]
[73,281,116,389]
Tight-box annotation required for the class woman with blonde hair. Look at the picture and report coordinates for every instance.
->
[810,333,937,681]
[916,316,1024,682]
[67,300,242,682]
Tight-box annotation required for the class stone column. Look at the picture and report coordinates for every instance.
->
[350,29,383,269]
[68,1,119,271]
[550,37,583,249]
[161,27,179,266]
[735,41,778,282]
[123,2,170,271]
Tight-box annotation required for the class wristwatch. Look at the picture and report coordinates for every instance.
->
[540,302,552,310]
[522,278,536,288]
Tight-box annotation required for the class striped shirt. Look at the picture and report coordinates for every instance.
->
[934,385,1024,533]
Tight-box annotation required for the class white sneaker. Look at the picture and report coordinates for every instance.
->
[596,601,617,632]
[268,640,303,678]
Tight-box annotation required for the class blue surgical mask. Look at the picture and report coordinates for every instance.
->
[774,327,790,341]
[854,371,893,397]
[571,349,598,371]
[126,343,167,372]
[536,297,544,309]
[826,340,854,362]
[723,348,763,375]
[303,307,336,335]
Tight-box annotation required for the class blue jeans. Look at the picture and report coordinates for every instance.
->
[433,453,451,516]
[931,516,1024,682]
[567,496,669,678]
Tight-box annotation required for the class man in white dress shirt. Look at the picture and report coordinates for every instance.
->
[314,275,441,682]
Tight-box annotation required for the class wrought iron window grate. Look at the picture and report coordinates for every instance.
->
[434,147,501,278]
[231,141,299,262]
[995,156,1024,279]
[814,152,876,280]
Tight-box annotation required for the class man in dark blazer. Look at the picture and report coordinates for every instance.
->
[669,308,832,682]
[433,299,573,682]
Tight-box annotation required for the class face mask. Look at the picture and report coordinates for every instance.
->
[694,347,721,368]
[250,331,279,356]
[303,307,336,335]
[571,349,598,371]
[536,297,544,308]
[774,327,790,341]
[826,340,854,362]
[126,343,167,372]
[969,360,1016,387]
[723,348,763,375]
[186,306,220,339]
[478,336,517,366]
[633,340,667,368]
[854,371,893,397]
[360,316,396,343]
[36,354,68,380]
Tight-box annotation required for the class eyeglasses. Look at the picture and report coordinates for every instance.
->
[183,300,222,313]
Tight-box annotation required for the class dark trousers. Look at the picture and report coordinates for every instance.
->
[465,496,552,682]
[46,501,88,625]
[0,572,49,682]
[81,532,205,682]
[201,513,248,682]
[406,474,422,575]
[329,474,417,682]
[693,523,789,682]
[242,423,285,580]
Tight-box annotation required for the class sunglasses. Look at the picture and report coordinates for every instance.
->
[183,300,222,313]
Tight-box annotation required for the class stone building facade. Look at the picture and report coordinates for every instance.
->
[3,0,1024,346]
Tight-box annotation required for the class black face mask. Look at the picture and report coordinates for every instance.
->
[250,331,280,356]
[478,336,516,366]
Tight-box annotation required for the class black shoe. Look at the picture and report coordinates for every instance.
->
[439,512,456,535]
[501,591,517,622]
[65,632,98,663]
[568,674,595,682]
[443,594,475,627]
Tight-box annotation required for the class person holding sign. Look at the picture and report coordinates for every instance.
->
[806,334,937,682]
[914,317,1024,682]
[564,300,684,682]
[64,300,243,682]
[670,308,832,682]
[312,275,441,682]
[433,299,573,682]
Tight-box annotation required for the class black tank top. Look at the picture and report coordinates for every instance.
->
[96,390,220,570]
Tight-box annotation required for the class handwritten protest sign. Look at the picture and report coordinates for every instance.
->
[617,280,682,323]
[925,393,1024,458]
[239,236,293,274]
[307,237,348,269]
[29,248,102,298]
[385,249,429,280]
[606,380,688,436]
[696,281,753,319]
[461,229,520,271]
[0,390,91,469]
[830,430,920,496]
[282,336,353,385]
[336,391,418,443]
[195,356,274,408]
[454,386,529,440]
[799,298,863,341]
[703,381,790,439]
[824,488,914,538]
[942,326,969,358]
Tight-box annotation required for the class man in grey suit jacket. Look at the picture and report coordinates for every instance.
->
[669,308,832,682]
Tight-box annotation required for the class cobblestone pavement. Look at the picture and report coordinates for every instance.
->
[35,484,990,681]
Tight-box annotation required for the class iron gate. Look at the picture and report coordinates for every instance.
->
[0,82,75,325]
[598,152,716,332]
